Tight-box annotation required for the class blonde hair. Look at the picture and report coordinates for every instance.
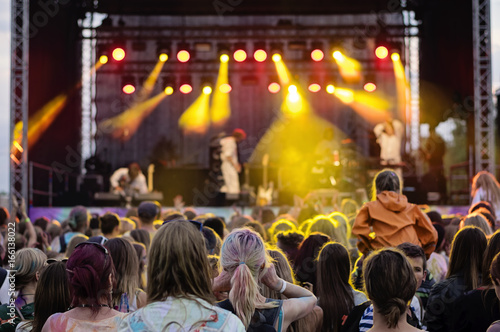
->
[15,248,47,291]
[268,219,297,244]
[307,215,350,248]
[471,171,500,207]
[462,213,493,235]
[147,221,214,304]
[220,228,277,328]
[105,238,140,308]
[259,248,295,299]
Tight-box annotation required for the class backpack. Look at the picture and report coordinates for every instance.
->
[340,301,371,332]
[217,299,281,332]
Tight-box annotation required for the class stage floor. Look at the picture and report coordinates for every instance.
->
[29,205,470,224]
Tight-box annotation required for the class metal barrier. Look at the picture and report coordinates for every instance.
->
[29,162,76,207]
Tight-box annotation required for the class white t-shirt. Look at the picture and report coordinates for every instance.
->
[110,168,148,195]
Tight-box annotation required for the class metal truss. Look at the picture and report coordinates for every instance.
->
[473,0,495,173]
[10,0,29,207]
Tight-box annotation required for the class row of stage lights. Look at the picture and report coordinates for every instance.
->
[98,44,400,95]
[121,77,378,96]
[99,42,401,65]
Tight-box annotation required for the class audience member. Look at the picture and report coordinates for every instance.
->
[214,228,317,331]
[471,171,500,223]
[363,248,422,332]
[317,242,367,332]
[451,230,500,331]
[352,169,437,258]
[100,213,121,239]
[276,230,304,265]
[130,229,151,254]
[293,233,330,293]
[119,221,244,331]
[137,201,161,235]
[487,252,500,332]
[0,248,47,331]
[203,217,226,239]
[42,242,126,331]
[105,238,146,312]
[425,226,488,332]
[17,260,71,332]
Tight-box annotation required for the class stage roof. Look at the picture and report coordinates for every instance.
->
[88,0,422,16]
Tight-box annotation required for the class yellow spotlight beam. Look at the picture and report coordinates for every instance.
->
[333,51,362,83]
[273,59,291,86]
[393,55,409,120]
[136,59,166,103]
[329,87,390,124]
[11,58,105,156]
[210,59,231,125]
[100,92,168,140]
[179,92,211,134]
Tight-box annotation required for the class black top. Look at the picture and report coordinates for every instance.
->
[451,287,500,332]
[217,298,283,332]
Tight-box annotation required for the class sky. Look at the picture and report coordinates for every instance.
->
[0,1,499,194]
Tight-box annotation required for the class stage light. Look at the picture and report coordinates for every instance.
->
[364,82,377,92]
[219,83,232,93]
[254,49,267,62]
[326,84,335,94]
[112,47,126,61]
[220,54,229,63]
[164,86,174,95]
[311,49,324,61]
[159,53,168,62]
[234,49,247,62]
[123,84,135,94]
[375,46,389,59]
[180,84,193,94]
[332,50,343,61]
[268,82,281,93]
[203,86,212,95]
[177,50,190,62]
[157,42,171,62]
[288,85,297,94]
[391,53,400,61]
[270,42,283,62]
[99,55,108,64]
[308,83,321,93]
[121,75,135,94]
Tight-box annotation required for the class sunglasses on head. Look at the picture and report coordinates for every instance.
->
[74,241,109,256]
[162,219,203,232]
[47,258,68,264]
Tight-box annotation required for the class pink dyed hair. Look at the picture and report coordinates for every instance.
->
[220,228,277,328]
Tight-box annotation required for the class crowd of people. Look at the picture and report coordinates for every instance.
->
[0,168,500,331]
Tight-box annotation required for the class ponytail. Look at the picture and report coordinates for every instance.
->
[380,298,407,328]
[229,264,258,328]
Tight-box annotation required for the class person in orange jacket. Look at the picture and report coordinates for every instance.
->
[352,169,438,259]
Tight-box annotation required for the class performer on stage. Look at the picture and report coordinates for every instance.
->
[219,129,246,196]
[374,117,404,177]
[110,162,148,196]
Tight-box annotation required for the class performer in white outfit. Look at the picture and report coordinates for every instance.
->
[110,162,149,196]
[374,118,404,177]
[219,129,246,196]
